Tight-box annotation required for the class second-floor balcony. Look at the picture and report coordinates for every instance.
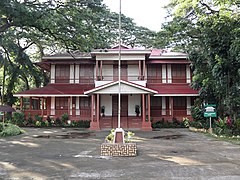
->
[51,76,191,85]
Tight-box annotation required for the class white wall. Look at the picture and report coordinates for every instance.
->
[186,65,191,83]
[70,65,74,83]
[162,64,167,83]
[76,97,80,115]
[167,64,172,83]
[50,65,55,83]
[75,65,79,83]
[100,95,112,116]
[97,83,148,94]
[187,97,191,115]
[162,96,166,115]
[69,97,72,115]
[128,95,141,116]
[128,65,138,81]
[51,97,55,115]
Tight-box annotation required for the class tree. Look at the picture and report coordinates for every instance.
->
[161,0,240,119]
[0,0,158,105]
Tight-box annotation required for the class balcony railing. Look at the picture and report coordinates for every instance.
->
[51,77,94,84]
[51,76,191,84]
[23,109,91,119]
[96,76,144,81]
[151,109,188,116]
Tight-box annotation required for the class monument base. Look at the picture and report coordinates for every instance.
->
[101,143,137,157]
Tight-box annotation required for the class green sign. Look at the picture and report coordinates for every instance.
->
[204,104,217,118]
[204,112,217,117]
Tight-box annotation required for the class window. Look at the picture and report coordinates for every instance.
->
[55,97,68,109]
[147,64,162,83]
[172,64,186,83]
[173,97,186,109]
[79,65,94,83]
[55,65,70,83]
[150,96,162,116]
[80,97,90,108]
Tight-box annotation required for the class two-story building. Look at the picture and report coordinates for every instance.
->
[14,45,199,130]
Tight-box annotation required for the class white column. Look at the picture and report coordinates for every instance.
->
[76,97,80,115]
[70,97,72,115]
[186,65,191,83]
[75,65,79,83]
[50,65,55,83]
[167,64,172,83]
[51,97,55,115]
[162,97,166,115]
[169,97,172,115]
[187,97,191,115]
[70,65,74,83]
[162,64,167,83]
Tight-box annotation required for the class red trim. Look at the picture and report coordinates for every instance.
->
[96,94,99,123]
[147,60,190,64]
[147,84,198,95]
[16,84,94,96]
[91,95,94,122]
[142,94,146,122]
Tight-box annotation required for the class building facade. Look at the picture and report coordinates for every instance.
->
[14,45,199,130]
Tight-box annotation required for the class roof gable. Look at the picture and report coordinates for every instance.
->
[84,80,157,95]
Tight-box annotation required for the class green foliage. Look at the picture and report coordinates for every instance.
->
[72,120,90,128]
[55,117,62,126]
[190,99,206,121]
[0,0,158,106]
[27,113,35,126]
[105,129,135,143]
[105,129,115,143]
[162,0,240,120]
[151,118,187,128]
[0,123,24,137]
[11,112,25,126]
[182,117,190,128]
[35,115,43,122]
[61,113,69,122]
[35,121,42,127]
[213,117,240,136]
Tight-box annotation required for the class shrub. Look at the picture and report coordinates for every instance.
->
[232,119,240,135]
[0,123,24,137]
[105,129,135,143]
[35,121,42,127]
[27,113,34,126]
[61,113,69,122]
[73,120,90,128]
[35,115,43,122]
[213,117,233,135]
[12,112,25,126]
[55,117,62,126]
[182,117,190,128]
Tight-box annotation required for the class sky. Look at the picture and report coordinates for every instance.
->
[103,0,169,32]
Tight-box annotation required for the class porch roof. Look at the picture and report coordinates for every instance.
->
[84,80,158,95]
[14,84,94,97]
[148,84,199,96]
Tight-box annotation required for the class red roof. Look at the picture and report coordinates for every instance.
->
[147,84,199,95]
[15,84,94,96]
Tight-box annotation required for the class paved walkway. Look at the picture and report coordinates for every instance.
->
[0,128,240,180]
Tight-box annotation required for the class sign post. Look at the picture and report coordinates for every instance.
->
[204,104,217,134]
